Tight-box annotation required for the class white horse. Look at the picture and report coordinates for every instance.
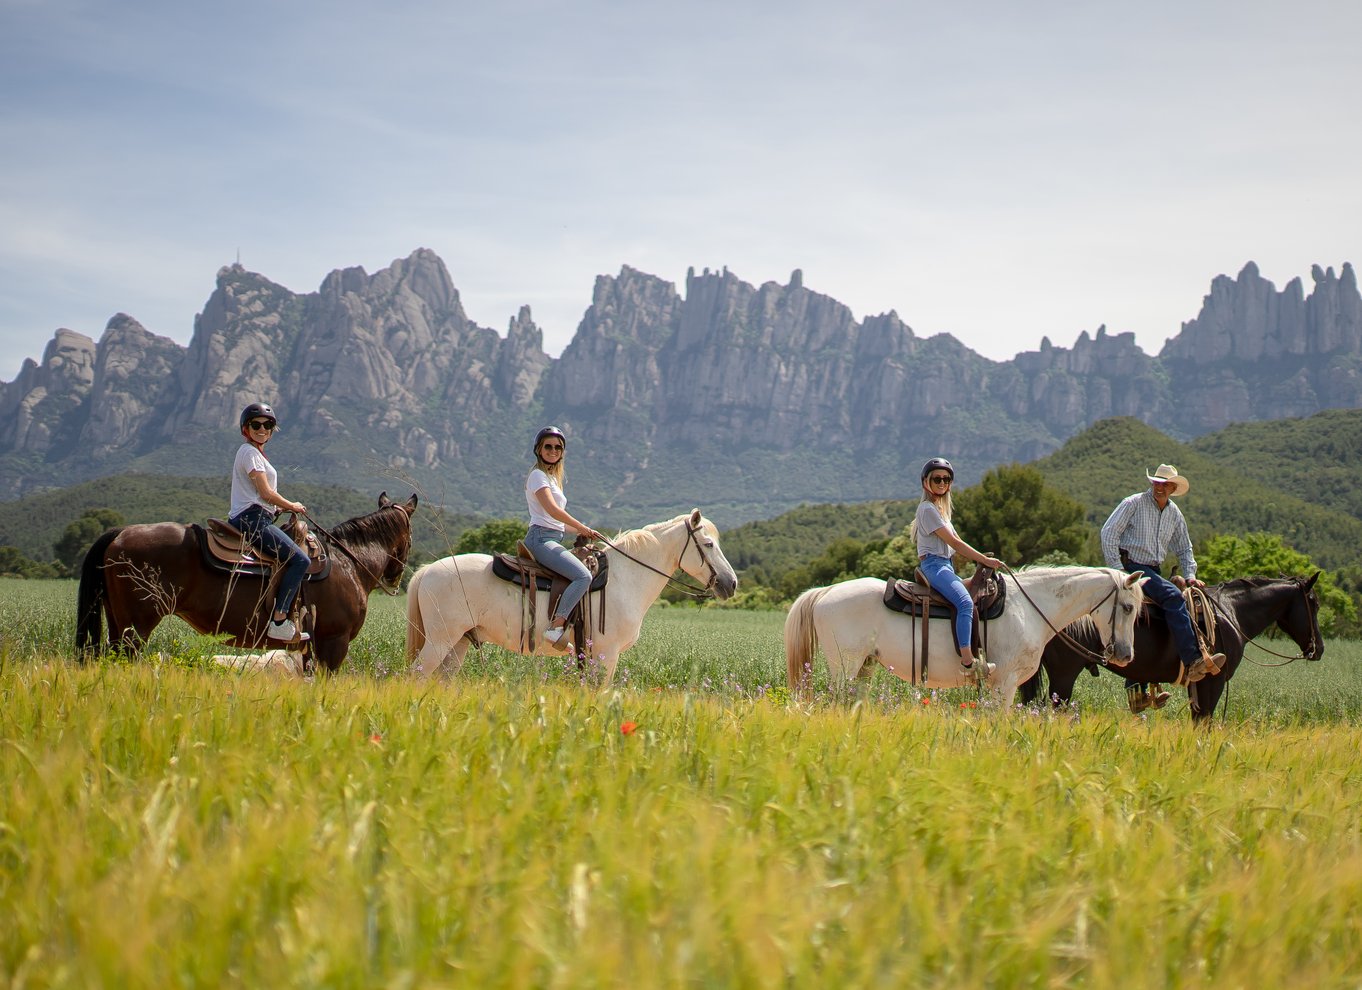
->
[406,509,738,682]
[784,565,1145,704]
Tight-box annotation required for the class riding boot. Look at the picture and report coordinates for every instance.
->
[1150,685,1172,709]
[1182,656,1209,684]
[1126,684,1152,714]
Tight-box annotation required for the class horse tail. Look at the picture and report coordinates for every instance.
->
[785,586,829,698]
[405,563,427,663]
[75,527,123,661]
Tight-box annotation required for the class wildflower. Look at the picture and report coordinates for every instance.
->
[369,732,383,744]
[620,721,639,735]
[921,697,930,706]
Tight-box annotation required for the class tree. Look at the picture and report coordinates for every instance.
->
[53,508,126,574]
[779,537,873,599]
[454,518,526,556]
[952,464,1087,566]
[1196,532,1357,636]
[0,546,61,579]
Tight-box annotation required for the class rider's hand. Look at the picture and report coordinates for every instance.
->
[290,501,307,515]
[980,555,1004,570]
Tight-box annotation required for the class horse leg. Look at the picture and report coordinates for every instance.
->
[1189,676,1227,726]
[312,637,349,674]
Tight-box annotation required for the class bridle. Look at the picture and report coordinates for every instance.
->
[598,518,719,600]
[303,510,408,596]
[1001,565,1131,666]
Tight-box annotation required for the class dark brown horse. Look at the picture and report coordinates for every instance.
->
[1019,574,1323,723]
[76,493,417,671]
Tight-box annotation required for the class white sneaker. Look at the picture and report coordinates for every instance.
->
[267,618,310,642]
[543,625,566,644]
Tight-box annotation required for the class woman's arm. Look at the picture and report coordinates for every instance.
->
[533,486,600,539]
[249,469,306,515]
[932,526,1003,569]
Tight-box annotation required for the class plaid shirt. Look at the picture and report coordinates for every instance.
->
[1100,489,1197,580]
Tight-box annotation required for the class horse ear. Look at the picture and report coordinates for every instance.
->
[378,491,391,507]
[1124,571,1144,588]
[689,508,702,527]
[1306,571,1320,589]
[403,493,418,514]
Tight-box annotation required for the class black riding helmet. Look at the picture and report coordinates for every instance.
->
[921,457,954,482]
[240,402,277,429]
[534,426,566,454]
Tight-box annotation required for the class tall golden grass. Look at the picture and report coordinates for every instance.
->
[3,579,1361,985]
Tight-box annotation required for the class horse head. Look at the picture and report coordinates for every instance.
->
[1101,570,1146,665]
[1289,571,1325,662]
[681,508,738,601]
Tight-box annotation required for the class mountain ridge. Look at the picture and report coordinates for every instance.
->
[3,250,1360,525]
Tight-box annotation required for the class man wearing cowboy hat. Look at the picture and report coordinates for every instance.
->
[1101,464,1226,703]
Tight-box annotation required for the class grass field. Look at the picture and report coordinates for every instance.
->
[3,579,1362,986]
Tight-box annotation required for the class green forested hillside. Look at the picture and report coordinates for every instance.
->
[0,474,483,565]
[722,415,1362,582]
[1189,408,1362,523]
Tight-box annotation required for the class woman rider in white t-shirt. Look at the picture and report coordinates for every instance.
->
[524,426,602,645]
[227,402,311,642]
[910,457,1004,678]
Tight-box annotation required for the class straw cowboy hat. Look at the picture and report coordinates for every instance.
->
[1146,464,1190,497]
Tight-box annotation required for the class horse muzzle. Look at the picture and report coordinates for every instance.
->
[1104,638,1136,668]
[714,573,738,601]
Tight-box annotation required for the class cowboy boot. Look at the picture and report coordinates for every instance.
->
[1203,649,1226,676]
[1127,684,1152,714]
[1182,656,1209,684]
[1150,684,1172,709]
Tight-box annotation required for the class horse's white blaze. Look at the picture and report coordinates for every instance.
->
[784,566,1143,705]
[406,511,737,684]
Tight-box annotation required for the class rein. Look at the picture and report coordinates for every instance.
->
[1000,565,1124,666]
[597,520,717,600]
[1204,582,1319,667]
[303,511,405,596]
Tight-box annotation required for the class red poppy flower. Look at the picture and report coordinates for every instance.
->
[620,721,639,735]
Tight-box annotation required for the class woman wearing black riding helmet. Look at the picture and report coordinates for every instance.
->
[909,457,1004,679]
[524,426,602,646]
[228,402,311,642]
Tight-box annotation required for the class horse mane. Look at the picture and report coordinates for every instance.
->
[610,522,666,556]
[611,513,695,556]
[330,503,410,547]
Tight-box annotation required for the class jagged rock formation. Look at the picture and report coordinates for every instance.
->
[2,253,1360,522]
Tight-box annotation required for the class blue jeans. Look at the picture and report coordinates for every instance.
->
[525,525,592,622]
[230,504,309,618]
[1120,559,1201,685]
[919,553,973,654]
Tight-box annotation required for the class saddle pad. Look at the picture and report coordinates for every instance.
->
[491,552,609,592]
[193,525,332,581]
[882,574,1006,620]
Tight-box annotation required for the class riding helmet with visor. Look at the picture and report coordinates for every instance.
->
[921,457,954,483]
[240,402,277,430]
[534,426,566,454]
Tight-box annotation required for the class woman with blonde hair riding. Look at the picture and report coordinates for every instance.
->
[910,457,1004,678]
[524,426,603,645]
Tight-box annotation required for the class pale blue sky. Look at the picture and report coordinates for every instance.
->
[2,0,1359,381]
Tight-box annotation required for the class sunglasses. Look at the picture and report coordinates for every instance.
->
[247,420,276,432]
[540,443,563,452]
[928,475,953,485]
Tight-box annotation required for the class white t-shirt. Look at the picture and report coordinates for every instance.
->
[915,499,956,559]
[526,468,566,532]
[230,443,276,518]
